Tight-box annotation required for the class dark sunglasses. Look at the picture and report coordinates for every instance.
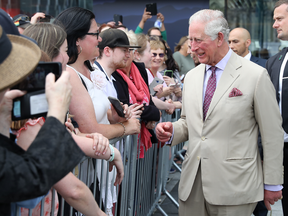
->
[152,53,165,58]
[86,31,99,39]
[149,35,163,40]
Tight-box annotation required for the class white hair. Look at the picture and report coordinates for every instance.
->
[189,9,230,42]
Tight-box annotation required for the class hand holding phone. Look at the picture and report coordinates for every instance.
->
[146,3,157,16]
[149,77,164,96]
[39,14,51,22]
[108,96,125,118]
[113,14,123,26]
[11,62,63,121]
[164,70,173,78]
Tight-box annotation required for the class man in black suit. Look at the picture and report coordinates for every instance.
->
[229,27,266,67]
[266,1,288,215]
[229,27,268,216]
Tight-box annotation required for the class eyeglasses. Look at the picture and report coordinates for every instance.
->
[152,53,165,58]
[86,31,99,39]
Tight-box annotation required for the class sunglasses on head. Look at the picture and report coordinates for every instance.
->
[86,31,99,39]
[152,53,165,58]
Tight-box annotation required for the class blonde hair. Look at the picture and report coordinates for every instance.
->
[136,33,149,56]
[150,38,167,61]
[174,36,188,52]
[23,23,66,60]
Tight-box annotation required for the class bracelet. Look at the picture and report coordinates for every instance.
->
[117,122,126,138]
[107,144,115,162]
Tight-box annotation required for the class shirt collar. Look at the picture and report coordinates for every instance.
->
[243,51,251,60]
[205,48,233,72]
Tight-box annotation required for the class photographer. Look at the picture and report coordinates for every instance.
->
[0,26,85,214]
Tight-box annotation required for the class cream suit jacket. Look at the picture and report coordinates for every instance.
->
[171,51,284,205]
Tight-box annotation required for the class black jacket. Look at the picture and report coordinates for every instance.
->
[0,117,85,215]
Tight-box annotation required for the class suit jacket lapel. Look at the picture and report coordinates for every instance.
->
[270,48,287,94]
[205,52,241,119]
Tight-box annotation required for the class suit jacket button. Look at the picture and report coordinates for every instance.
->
[197,156,200,160]
[201,136,205,141]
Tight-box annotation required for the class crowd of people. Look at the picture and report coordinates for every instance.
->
[1,1,288,216]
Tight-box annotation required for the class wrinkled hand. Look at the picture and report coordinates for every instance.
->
[109,148,124,186]
[86,133,109,155]
[154,84,163,97]
[157,12,165,23]
[142,8,152,22]
[123,118,141,135]
[30,12,45,24]
[155,122,173,142]
[129,103,143,119]
[0,89,25,137]
[46,71,72,123]
[264,189,282,210]
[146,121,157,130]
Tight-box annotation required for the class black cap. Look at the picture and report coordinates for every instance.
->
[0,9,20,35]
[13,14,30,28]
[98,29,140,49]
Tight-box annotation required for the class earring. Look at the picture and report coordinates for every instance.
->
[77,45,82,55]
[137,57,141,61]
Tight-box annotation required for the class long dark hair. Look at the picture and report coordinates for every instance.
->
[165,47,179,72]
[54,7,95,70]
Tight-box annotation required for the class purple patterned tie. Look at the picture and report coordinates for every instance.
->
[203,66,217,120]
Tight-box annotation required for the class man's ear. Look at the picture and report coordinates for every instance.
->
[217,32,225,46]
[245,39,251,48]
[103,46,111,56]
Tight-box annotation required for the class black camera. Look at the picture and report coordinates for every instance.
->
[11,62,62,120]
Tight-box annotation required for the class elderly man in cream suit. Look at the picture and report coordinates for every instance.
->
[156,9,283,216]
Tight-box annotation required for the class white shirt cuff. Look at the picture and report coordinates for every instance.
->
[264,184,283,191]
[165,127,174,145]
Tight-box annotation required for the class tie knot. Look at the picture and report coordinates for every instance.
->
[211,66,216,74]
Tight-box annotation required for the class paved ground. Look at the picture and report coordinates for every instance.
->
[153,168,283,216]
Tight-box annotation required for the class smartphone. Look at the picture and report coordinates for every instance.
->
[39,14,51,22]
[149,77,164,96]
[169,83,181,88]
[108,96,125,118]
[164,70,173,78]
[146,3,157,15]
[113,14,123,26]
[12,62,62,92]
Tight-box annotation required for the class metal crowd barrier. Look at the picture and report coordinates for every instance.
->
[16,110,186,216]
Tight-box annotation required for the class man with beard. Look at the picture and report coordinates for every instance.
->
[95,28,140,97]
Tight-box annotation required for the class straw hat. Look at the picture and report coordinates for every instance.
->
[0,25,41,91]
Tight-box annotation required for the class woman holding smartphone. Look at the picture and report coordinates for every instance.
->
[54,7,141,216]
